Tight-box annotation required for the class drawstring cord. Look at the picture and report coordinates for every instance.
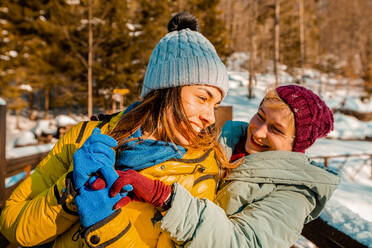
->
[72,225,85,242]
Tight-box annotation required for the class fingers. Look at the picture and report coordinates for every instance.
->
[113,196,132,210]
[88,175,99,186]
[89,176,106,190]
[74,171,89,190]
[110,173,132,197]
[88,132,118,148]
[122,184,133,192]
[92,128,101,135]
[99,166,119,188]
[94,151,116,168]
[88,143,116,164]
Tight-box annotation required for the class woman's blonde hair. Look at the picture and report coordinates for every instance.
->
[260,89,295,138]
[110,87,232,169]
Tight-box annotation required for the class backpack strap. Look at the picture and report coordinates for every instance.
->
[75,121,88,144]
[96,112,120,129]
[75,112,120,144]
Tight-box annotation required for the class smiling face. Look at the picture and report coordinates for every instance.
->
[166,85,222,146]
[245,92,295,154]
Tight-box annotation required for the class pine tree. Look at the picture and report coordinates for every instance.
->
[0,1,51,118]
[126,0,174,99]
[185,0,231,60]
[1,0,145,114]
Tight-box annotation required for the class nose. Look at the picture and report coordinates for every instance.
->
[252,122,268,139]
[200,105,216,128]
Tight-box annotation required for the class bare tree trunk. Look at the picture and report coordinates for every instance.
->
[177,0,185,12]
[248,36,257,98]
[15,109,20,130]
[259,26,264,75]
[274,0,280,86]
[36,91,40,113]
[221,0,236,46]
[248,1,258,99]
[298,0,305,83]
[29,92,35,120]
[45,88,50,120]
[0,103,6,207]
[88,0,93,118]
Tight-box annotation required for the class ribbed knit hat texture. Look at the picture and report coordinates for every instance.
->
[141,28,229,98]
[276,85,334,152]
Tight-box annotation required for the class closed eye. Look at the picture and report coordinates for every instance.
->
[271,125,285,135]
[198,96,207,102]
[257,112,265,121]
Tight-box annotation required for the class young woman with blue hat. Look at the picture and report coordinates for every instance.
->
[0,12,230,248]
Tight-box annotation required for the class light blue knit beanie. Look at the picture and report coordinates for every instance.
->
[141,13,229,98]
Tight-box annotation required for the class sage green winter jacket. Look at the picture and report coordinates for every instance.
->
[160,121,340,248]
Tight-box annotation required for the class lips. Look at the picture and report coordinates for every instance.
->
[190,122,202,133]
[250,135,269,149]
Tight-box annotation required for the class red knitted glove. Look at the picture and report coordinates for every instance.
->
[110,169,171,210]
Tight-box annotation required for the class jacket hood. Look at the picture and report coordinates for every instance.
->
[227,150,340,221]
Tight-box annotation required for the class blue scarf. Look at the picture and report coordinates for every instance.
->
[115,102,187,171]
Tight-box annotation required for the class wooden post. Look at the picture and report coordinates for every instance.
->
[0,103,6,207]
[274,0,280,86]
[215,106,233,131]
[248,0,257,99]
[302,218,368,248]
[298,0,305,83]
[87,0,93,118]
[324,157,328,167]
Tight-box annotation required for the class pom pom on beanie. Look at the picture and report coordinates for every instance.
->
[276,85,334,152]
[168,12,200,32]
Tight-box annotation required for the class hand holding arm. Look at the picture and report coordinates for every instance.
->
[109,169,171,210]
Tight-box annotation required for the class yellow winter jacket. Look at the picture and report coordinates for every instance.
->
[0,111,221,248]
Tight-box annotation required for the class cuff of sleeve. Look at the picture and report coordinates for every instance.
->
[160,183,206,242]
[53,171,78,217]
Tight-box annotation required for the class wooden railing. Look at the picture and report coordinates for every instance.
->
[0,104,369,248]
[301,218,368,248]
[303,153,371,247]
[310,153,372,181]
[0,104,49,207]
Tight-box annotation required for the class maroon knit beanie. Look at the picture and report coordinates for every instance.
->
[276,85,334,152]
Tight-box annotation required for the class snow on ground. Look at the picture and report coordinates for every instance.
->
[5,113,83,155]
[308,139,372,157]
[321,198,372,246]
[329,113,372,140]
[313,152,372,246]
[342,97,372,113]
[4,113,82,187]
[6,143,54,162]
[56,114,77,127]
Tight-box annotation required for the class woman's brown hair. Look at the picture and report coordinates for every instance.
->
[109,86,234,169]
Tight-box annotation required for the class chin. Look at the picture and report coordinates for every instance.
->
[246,149,259,154]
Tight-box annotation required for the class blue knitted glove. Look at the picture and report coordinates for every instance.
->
[73,128,118,189]
[75,166,133,228]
